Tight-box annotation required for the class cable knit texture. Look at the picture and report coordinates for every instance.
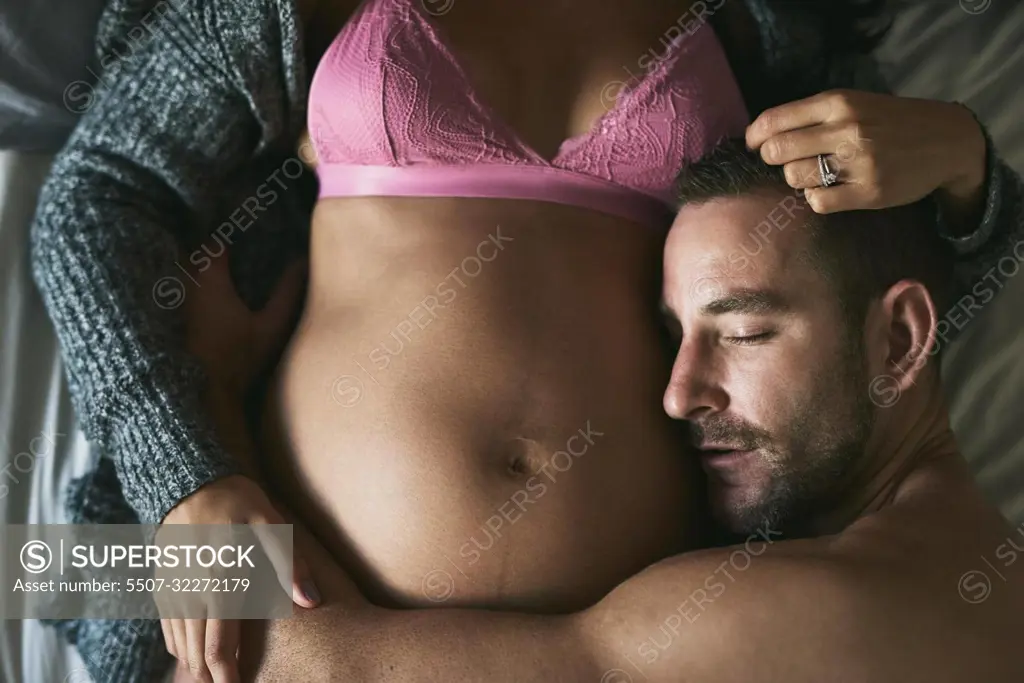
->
[29,0,1024,681]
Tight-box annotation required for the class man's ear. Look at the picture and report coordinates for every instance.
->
[876,279,939,391]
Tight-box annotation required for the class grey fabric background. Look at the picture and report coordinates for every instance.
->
[880,0,1024,171]
[0,0,106,152]
[877,0,1024,523]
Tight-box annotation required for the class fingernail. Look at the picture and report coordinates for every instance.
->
[302,579,321,604]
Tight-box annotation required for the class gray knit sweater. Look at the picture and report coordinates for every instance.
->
[29,0,1024,681]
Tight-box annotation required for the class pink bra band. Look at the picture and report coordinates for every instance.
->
[316,163,675,225]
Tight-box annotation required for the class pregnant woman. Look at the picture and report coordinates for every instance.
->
[265,0,751,611]
[30,0,1024,681]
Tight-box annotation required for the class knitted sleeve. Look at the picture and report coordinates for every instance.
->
[29,0,307,525]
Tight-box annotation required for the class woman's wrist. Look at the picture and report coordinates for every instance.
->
[937,103,988,235]
[202,383,261,479]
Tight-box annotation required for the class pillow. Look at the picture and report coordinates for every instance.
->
[0,0,106,151]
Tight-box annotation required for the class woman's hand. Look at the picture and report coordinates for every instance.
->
[745,89,987,224]
[160,475,322,683]
[164,252,312,682]
[184,249,307,399]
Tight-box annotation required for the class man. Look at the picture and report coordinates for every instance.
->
[239,142,1023,682]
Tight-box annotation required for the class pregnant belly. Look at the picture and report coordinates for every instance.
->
[262,198,703,612]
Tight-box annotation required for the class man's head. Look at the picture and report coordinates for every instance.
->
[662,140,954,535]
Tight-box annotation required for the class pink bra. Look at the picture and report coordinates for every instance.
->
[309,0,750,226]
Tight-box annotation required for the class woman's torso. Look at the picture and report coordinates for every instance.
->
[263,0,744,611]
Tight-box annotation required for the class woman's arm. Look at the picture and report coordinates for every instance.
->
[30,0,308,525]
[740,0,1024,344]
[814,24,1022,268]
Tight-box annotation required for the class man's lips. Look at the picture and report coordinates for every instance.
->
[696,443,751,454]
[696,445,757,470]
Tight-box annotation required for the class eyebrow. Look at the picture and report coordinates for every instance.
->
[700,289,791,316]
[659,289,791,321]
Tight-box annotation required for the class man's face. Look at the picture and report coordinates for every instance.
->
[661,191,875,535]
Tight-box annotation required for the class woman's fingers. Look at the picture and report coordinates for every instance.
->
[172,619,188,663]
[782,154,863,191]
[186,618,213,683]
[746,95,828,148]
[783,157,834,190]
[291,552,322,609]
[746,89,864,149]
[756,122,861,167]
[191,243,234,288]
[174,661,198,683]
[162,618,177,658]
[803,184,869,214]
[205,619,242,683]
[252,503,321,608]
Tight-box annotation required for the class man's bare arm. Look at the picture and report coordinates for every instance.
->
[246,519,1018,683]
[241,518,589,681]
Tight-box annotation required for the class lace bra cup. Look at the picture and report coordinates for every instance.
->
[308,0,751,226]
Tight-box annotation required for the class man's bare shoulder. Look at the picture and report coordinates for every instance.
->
[586,464,1024,682]
[829,456,1021,587]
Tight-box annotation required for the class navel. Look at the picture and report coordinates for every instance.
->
[504,436,546,480]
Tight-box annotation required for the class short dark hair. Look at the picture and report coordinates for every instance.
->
[674,139,955,329]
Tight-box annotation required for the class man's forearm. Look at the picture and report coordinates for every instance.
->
[248,521,742,683]
[245,518,596,682]
[278,603,588,682]
[246,524,922,683]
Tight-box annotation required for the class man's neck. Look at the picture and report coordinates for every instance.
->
[808,382,961,537]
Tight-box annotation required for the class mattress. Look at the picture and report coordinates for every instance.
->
[1,3,1022,682]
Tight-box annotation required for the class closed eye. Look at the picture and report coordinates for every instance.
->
[726,331,776,346]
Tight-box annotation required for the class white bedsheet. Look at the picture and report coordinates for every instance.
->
[0,151,92,682]
[1,3,1022,682]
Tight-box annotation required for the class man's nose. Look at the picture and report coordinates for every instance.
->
[663,337,727,420]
